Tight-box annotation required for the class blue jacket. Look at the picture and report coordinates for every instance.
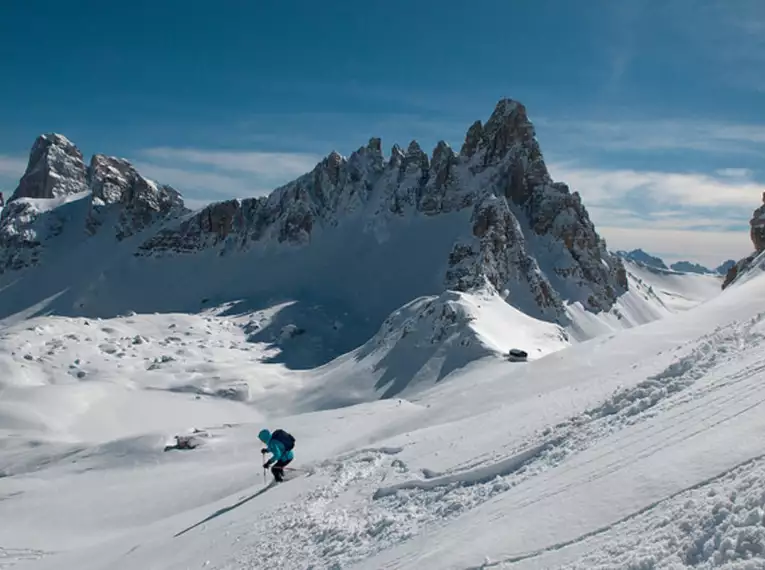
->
[259,429,294,463]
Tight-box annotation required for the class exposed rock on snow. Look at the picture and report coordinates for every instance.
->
[715,259,735,276]
[445,195,564,319]
[616,248,669,270]
[140,98,627,321]
[306,290,569,402]
[0,134,188,274]
[723,192,765,288]
[86,154,186,240]
[670,260,712,274]
[11,134,89,201]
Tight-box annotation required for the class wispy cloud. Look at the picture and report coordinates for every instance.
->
[655,0,765,92]
[139,148,321,180]
[600,1,643,94]
[0,155,26,178]
[0,155,26,192]
[237,111,469,156]
[537,118,765,154]
[132,162,271,200]
[549,161,764,265]
[597,226,750,268]
[716,168,754,179]
[132,147,324,206]
[552,163,765,209]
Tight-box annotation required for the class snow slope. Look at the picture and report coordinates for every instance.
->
[1,247,763,569]
[622,259,723,312]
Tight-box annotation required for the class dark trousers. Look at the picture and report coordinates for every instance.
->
[272,457,292,481]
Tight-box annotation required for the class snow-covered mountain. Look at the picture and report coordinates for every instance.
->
[138,99,628,322]
[669,260,712,274]
[0,224,763,570]
[616,249,738,277]
[715,259,736,275]
[621,258,722,312]
[0,99,672,369]
[3,98,764,570]
[0,134,187,274]
[616,248,668,269]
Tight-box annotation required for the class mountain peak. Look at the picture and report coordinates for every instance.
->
[0,133,188,274]
[617,249,668,270]
[715,259,735,275]
[404,140,428,172]
[12,132,89,201]
[36,132,76,148]
[366,137,382,155]
[3,100,630,334]
[669,260,711,274]
[460,120,484,158]
[488,98,525,122]
[137,98,627,319]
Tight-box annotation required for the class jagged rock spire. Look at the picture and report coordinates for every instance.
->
[12,133,88,201]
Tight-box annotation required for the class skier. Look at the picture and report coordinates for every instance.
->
[258,428,295,482]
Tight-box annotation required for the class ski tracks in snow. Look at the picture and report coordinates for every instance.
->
[476,453,765,570]
[367,314,765,568]
[0,546,51,569]
[219,315,765,570]
[220,447,419,570]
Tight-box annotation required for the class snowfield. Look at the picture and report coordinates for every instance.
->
[1,265,763,569]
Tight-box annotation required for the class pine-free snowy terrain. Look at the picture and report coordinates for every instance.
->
[0,97,760,569]
[0,256,762,569]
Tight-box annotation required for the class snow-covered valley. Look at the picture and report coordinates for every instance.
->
[2,259,762,570]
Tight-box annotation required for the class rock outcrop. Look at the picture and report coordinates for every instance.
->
[11,134,89,201]
[617,249,668,270]
[0,134,187,274]
[715,259,735,276]
[722,192,765,288]
[86,154,186,239]
[670,261,711,274]
[140,98,627,320]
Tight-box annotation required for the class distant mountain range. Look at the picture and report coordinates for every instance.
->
[616,249,734,276]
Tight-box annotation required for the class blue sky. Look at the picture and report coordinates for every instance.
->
[0,0,763,266]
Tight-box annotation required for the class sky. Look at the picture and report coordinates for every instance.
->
[0,0,763,267]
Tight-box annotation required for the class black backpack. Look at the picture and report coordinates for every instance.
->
[271,429,296,451]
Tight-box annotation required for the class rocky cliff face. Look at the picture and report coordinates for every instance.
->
[11,134,89,201]
[0,134,187,274]
[140,98,627,320]
[86,154,186,240]
[723,192,765,288]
